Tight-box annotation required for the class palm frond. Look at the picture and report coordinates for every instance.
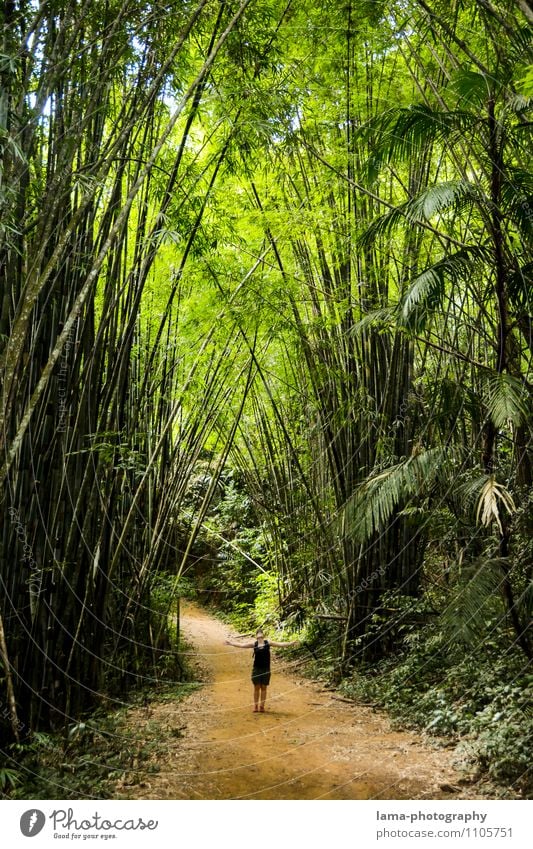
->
[359,203,408,247]
[349,306,397,336]
[518,64,533,97]
[476,476,517,534]
[441,558,506,646]
[360,181,477,247]
[485,372,530,428]
[358,105,479,173]
[400,246,487,329]
[505,93,533,114]
[401,267,444,329]
[408,180,478,220]
[501,169,533,239]
[508,261,533,310]
[447,69,490,107]
[344,447,445,542]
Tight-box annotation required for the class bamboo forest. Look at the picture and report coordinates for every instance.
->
[0,0,532,802]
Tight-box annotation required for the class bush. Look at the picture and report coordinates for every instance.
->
[338,624,532,795]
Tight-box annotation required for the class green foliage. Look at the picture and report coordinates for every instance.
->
[440,559,507,645]
[338,630,532,794]
[344,448,445,542]
[0,767,20,792]
[150,573,197,613]
[448,69,491,107]
[252,571,279,627]
[485,374,531,429]
[8,683,198,800]
[400,247,488,329]
[518,65,533,96]
[361,106,478,171]
[1,0,531,803]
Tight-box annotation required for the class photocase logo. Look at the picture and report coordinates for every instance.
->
[20,810,46,837]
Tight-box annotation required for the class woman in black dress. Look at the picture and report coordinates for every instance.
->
[224,629,299,712]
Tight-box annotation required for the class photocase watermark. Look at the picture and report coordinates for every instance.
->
[349,563,387,601]
[0,699,25,733]
[520,195,533,227]
[50,808,159,834]
[20,809,46,837]
[8,507,43,600]
[57,327,74,432]
[17,807,160,839]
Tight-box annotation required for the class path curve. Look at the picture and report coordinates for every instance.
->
[120,602,478,800]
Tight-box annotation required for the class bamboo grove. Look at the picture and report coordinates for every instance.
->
[1,0,532,753]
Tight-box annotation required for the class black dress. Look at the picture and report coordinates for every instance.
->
[251,640,271,685]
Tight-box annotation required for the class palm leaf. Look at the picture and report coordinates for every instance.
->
[408,180,478,219]
[359,203,408,246]
[508,261,533,309]
[344,447,445,542]
[441,558,506,645]
[475,476,517,535]
[447,69,490,107]
[505,93,533,114]
[358,105,479,172]
[400,246,487,329]
[349,306,397,336]
[401,266,445,329]
[485,373,530,428]
[360,181,478,247]
[501,170,533,239]
[518,64,533,97]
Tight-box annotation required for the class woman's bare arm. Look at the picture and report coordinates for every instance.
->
[224,638,255,648]
[268,639,300,648]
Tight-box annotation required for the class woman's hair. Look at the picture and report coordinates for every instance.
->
[255,629,264,638]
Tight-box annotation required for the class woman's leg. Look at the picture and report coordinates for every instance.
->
[253,683,260,711]
[259,684,267,710]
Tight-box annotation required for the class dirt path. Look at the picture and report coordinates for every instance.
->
[119,602,479,800]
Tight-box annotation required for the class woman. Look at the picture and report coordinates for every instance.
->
[224,629,299,712]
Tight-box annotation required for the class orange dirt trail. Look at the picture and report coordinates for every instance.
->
[120,602,478,800]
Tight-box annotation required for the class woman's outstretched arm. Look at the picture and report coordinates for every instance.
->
[268,639,300,648]
[224,638,255,648]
